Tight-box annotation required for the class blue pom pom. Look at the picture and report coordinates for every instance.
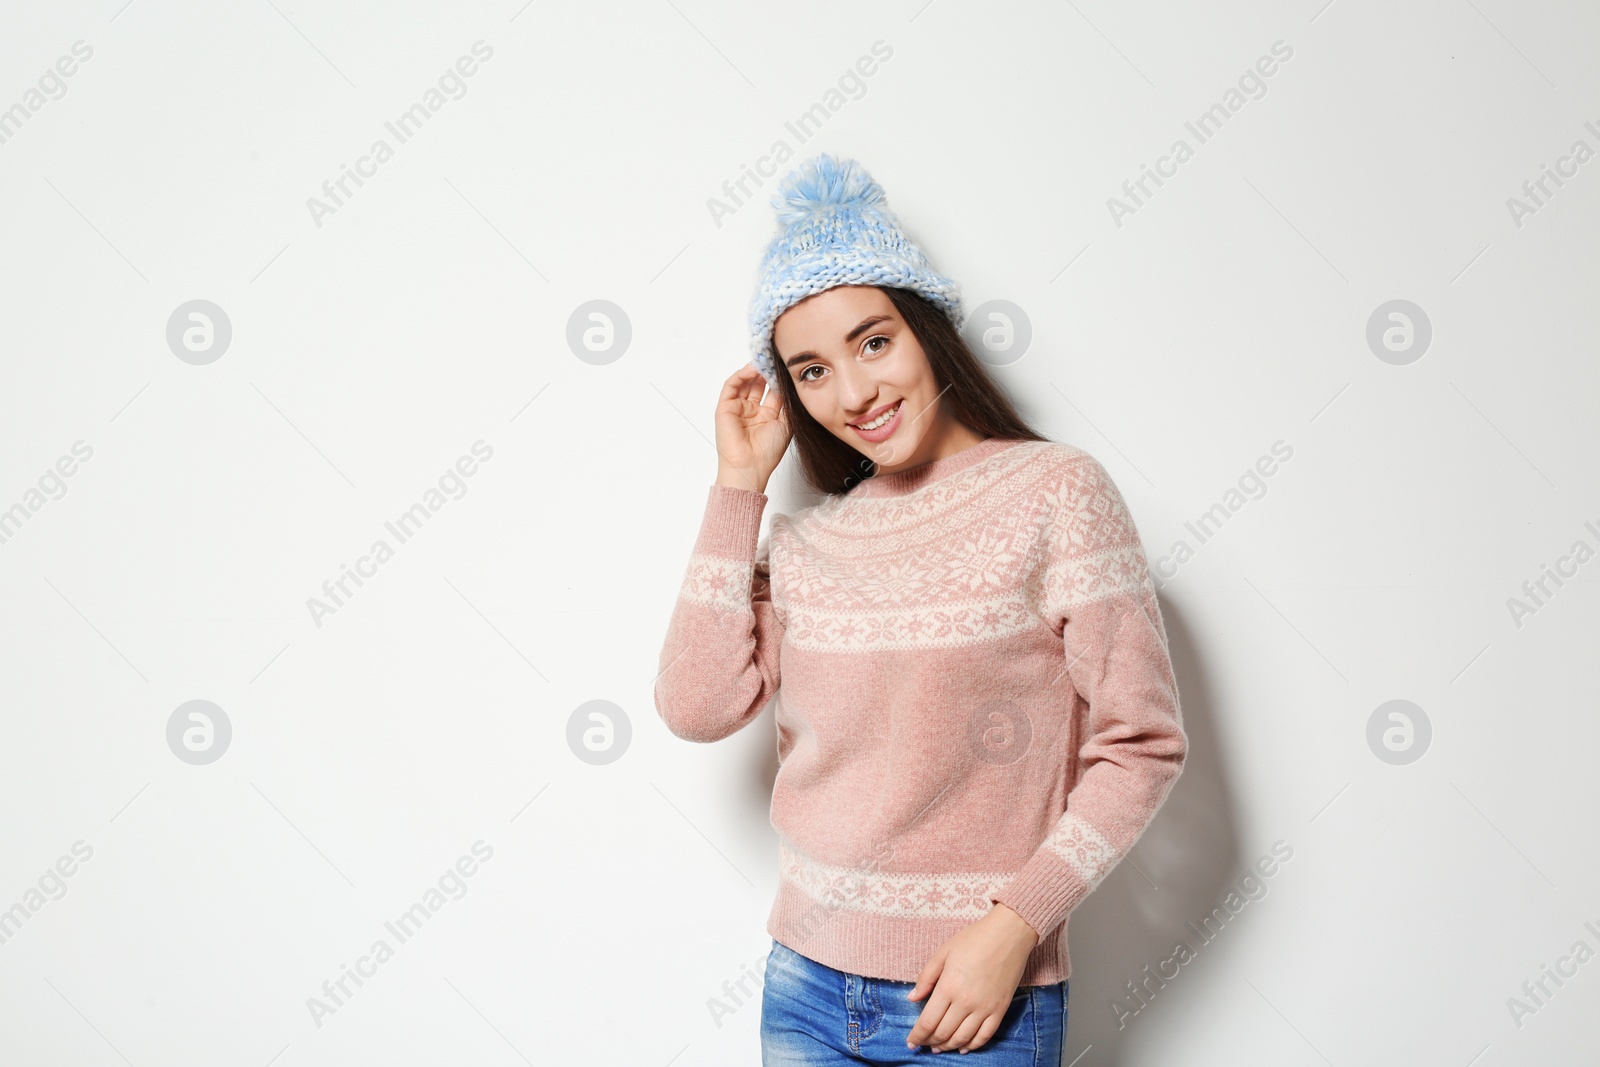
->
[770,153,886,225]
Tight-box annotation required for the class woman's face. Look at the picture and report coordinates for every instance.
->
[772,285,956,473]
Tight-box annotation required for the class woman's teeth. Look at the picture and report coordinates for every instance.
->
[856,401,901,430]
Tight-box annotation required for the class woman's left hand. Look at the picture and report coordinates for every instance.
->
[904,903,1040,1054]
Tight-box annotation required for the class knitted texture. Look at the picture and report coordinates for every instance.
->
[747,153,965,386]
[654,438,1188,984]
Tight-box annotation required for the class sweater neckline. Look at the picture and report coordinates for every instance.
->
[850,436,1020,498]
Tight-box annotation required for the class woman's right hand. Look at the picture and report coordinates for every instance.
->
[714,361,792,495]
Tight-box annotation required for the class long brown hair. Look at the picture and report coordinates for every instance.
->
[771,286,1051,496]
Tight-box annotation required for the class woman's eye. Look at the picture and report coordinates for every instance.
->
[799,365,822,382]
[863,335,889,355]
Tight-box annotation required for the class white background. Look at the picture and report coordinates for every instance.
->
[0,1,1596,1064]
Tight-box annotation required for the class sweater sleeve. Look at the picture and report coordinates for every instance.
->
[989,454,1187,942]
[653,483,785,743]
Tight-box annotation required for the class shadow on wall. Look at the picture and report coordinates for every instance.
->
[1060,596,1245,1065]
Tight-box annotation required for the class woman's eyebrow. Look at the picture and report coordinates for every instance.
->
[783,315,894,368]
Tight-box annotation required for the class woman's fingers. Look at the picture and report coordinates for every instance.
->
[723,364,787,443]
[716,365,761,433]
[759,381,788,435]
[937,1011,985,1053]
[928,1007,967,1051]
[963,1012,1003,1053]
[715,362,785,481]
[909,995,955,1050]
[719,361,761,410]
[713,362,792,488]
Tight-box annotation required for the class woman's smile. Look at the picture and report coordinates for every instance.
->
[849,398,904,440]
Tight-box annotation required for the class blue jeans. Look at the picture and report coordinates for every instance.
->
[760,938,1068,1065]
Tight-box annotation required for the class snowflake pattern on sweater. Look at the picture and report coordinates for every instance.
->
[655,437,1186,984]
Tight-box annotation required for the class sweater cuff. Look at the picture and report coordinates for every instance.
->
[990,853,1090,943]
[693,483,768,559]
[989,811,1121,941]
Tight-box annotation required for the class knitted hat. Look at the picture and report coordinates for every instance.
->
[747,153,964,385]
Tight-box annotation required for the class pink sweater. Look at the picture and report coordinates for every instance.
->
[654,436,1187,985]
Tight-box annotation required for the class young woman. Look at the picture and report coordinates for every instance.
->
[655,155,1187,1064]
